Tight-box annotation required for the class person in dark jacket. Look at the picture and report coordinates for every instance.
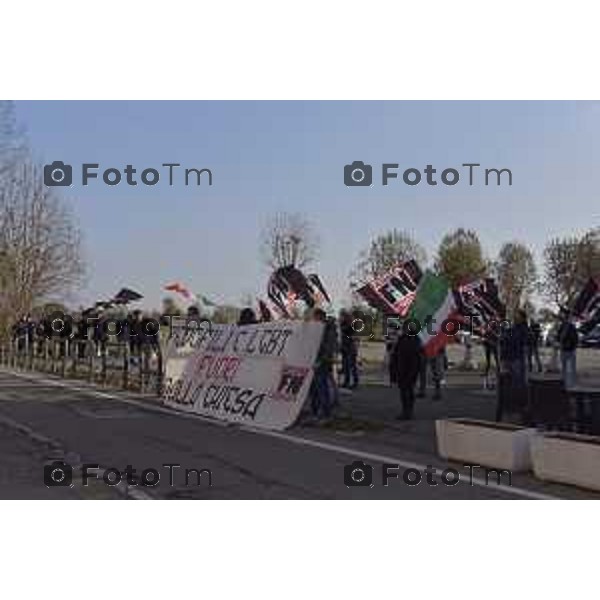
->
[339,310,359,389]
[499,309,529,388]
[310,308,337,420]
[482,326,499,388]
[238,307,258,326]
[558,313,578,387]
[127,310,143,356]
[390,326,423,420]
[528,318,543,373]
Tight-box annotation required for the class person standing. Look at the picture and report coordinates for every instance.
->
[390,326,423,420]
[496,309,529,421]
[238,307,258,326]
[417,347,442,400]
[558,312,578,388]
[339,310,359,389]
[500,309,529,388]
[310,308,337,421]
[528,318,543,373]
[384,318,401,386]
[127,310,143,357]
[482,326,499,389]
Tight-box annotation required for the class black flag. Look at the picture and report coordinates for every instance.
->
[113,288,143,304]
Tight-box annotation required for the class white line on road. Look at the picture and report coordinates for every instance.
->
[241,427,557,500]
[0,405,154,500]
[1,368,560,500]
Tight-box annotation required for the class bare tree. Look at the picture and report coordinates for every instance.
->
[0,101,26,176]
[260,212,319,270]
[434,228,487,287]
[0,162,85,330]
[494,241,537,315]
[350,229,426,288]
[542,229,600,307]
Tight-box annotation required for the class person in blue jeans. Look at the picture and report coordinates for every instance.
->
[558,313,578,388]
[310,309,337,420]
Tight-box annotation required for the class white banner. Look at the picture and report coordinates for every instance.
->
[163,319,324,430]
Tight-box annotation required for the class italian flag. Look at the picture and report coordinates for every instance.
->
[407,271,457,357]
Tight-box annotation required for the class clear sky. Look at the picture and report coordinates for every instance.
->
[14,101,600,310]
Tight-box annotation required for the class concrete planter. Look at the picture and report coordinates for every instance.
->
[435,418,534,472]
[531,432,600,492]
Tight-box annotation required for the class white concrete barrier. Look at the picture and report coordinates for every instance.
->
[435,418,534,472]
[531,432,600,492]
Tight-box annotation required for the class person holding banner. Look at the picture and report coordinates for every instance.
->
[310,308,337,421]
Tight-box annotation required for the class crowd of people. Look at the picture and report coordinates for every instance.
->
[301,306,583,424]
[10,309,164,359]
[234,306,359,423]
[10,303,584,424]
[386,308,582,421]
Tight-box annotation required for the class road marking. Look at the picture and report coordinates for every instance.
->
[1,368,561,500]
[0,407,154,500]
[240,427,558,500]
[11,371,234,427]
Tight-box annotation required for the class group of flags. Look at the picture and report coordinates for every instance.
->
[82,287,144,316]
[84,282,218,318]
[267,265,331,318]
[357,260,506,357]
[572,278,600,334]
[356,259,422,317]
[163,282,216,309]
[83,266,600,357]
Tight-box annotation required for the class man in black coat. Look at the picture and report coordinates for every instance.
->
[339,310,359,389]
[390,327,423,420]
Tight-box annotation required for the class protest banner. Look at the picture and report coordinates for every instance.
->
[163,318,324,430]
[573,278,600,321]
[356,259,422,316]
[267,265,331,317]
[454,278,505,336]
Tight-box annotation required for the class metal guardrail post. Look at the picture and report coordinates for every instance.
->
[2,329,164,398]
[101,343,107,385]
[88,342,95,383]
[43,339,49,372]
[156,347,163,396]
[62,339,68,377]
[123,344,129,390]
[24,335,29,371]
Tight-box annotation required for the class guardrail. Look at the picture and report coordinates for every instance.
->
[0,335,163,395]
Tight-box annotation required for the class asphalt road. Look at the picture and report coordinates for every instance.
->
[0,367,597,500]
